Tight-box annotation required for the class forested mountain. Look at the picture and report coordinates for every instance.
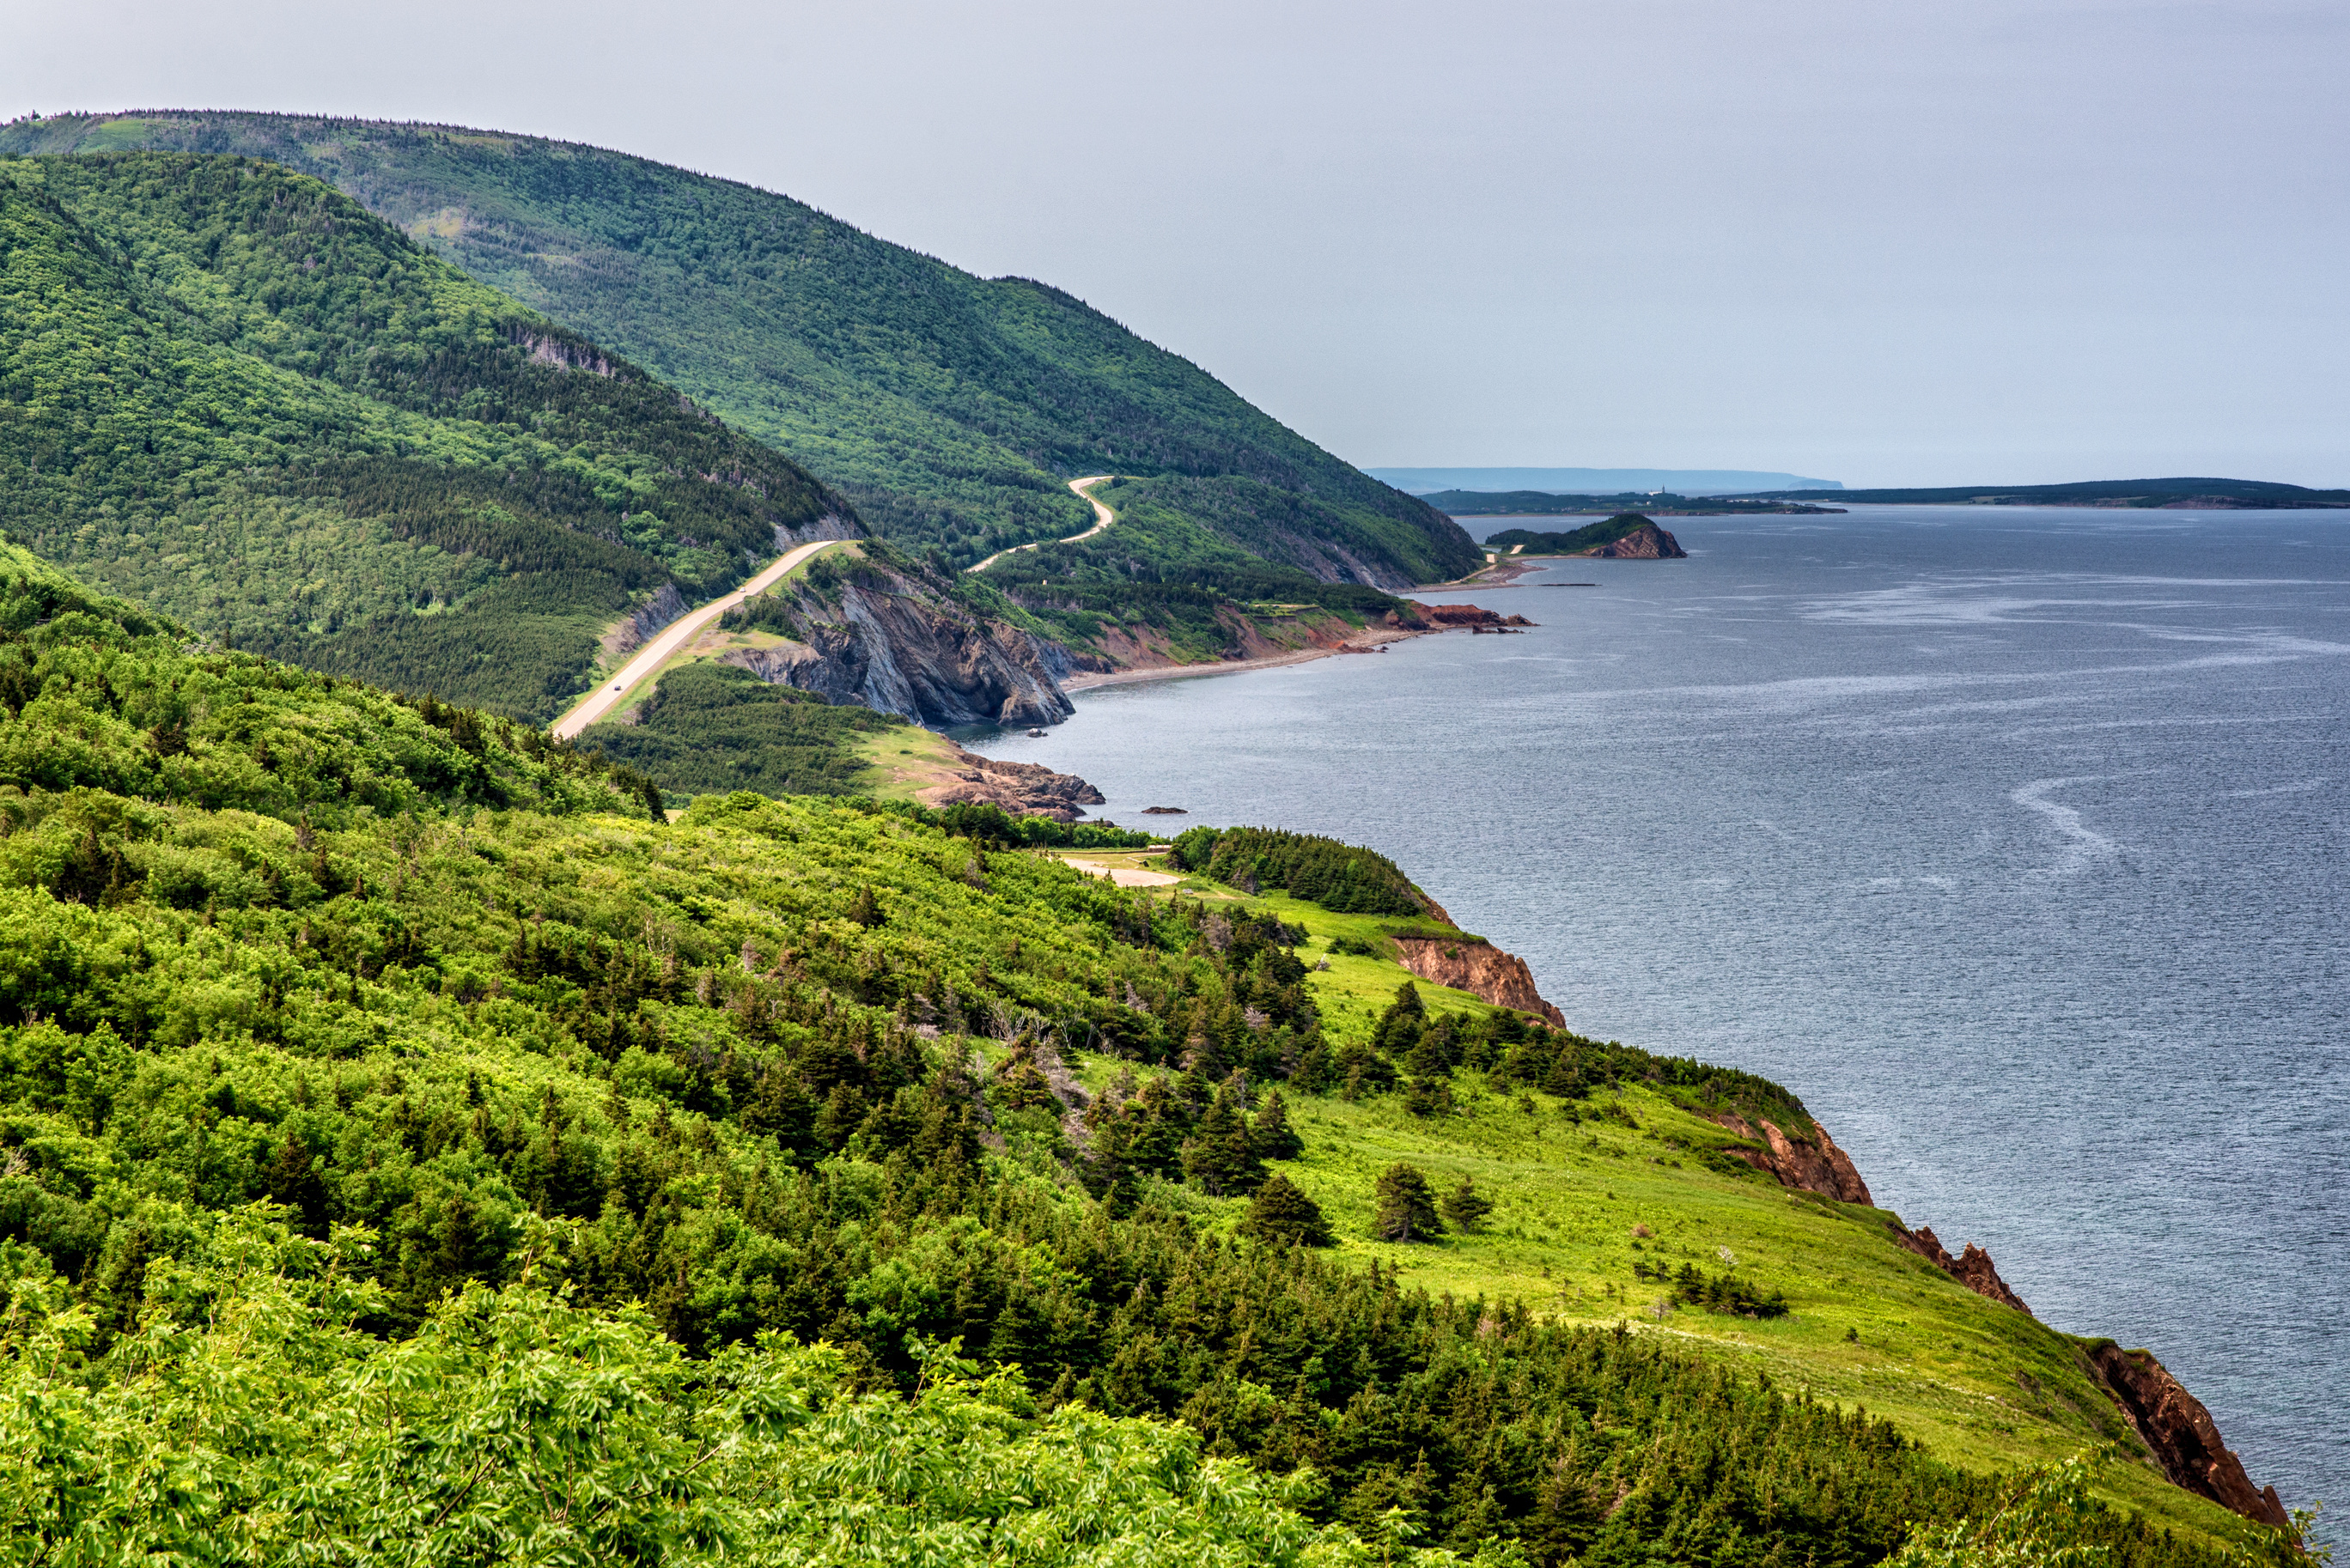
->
[0,112,1482,587]
[0,541,2295,1564]
[0,149,849,718]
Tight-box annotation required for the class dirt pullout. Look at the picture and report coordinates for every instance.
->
[1390,936,1565,1025]
[1890,1224,2033,1315]
[1702,1111,1875,1205]
[917,745,1104,822]
[2087,1345,2292,1528]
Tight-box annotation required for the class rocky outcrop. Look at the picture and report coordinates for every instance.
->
[728,553,1076,728]
[1891,1225,2032,1315]
[1391,936,1565,1025]
[1586,520,1686,558]
[1702,1112,1874,1205]
[1700,1110,2290,1533]
[922,745,1105,822]
[1399,602,1537,629]
[2087,1345,2292,1529]
[772,514,859,548]
[606,582,688,659]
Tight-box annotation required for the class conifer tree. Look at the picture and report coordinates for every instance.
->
[1239,1171,1334,1247]
[1181,1080,1262,1195]
[1440,1175,1495,1232]
[1251,1089,1304,1159]
[1373,981,1426,1055]
[1373,1163,1445,1243]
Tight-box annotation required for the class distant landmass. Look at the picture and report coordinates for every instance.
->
[1434,490,1843,518]
[1485,514,1689,559]
[1369,467,1844,496]
[1734,477,2350,508]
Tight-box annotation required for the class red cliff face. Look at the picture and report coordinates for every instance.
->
[1702,1111,1874,1205]
[1390,937,1565,1025]
[1708,1115,2292,1532]
[2088,1345,2292,1530]
[1891,1225,2033,1315]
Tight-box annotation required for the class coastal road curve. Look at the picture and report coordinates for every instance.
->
[551,538,843,740]
[965,475,1113,574]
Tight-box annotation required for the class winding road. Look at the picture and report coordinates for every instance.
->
[551,538,843,740]
[965,475,1114,574]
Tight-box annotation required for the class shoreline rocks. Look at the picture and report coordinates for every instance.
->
[921,745,1104,822]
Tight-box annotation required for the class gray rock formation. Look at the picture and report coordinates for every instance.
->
[722,550,1076,729]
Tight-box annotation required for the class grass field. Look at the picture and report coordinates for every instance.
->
[1054,864,2252,1547]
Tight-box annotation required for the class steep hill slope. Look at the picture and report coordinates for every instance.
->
[0,150,852,718]
[0,112,1482,588]
[0,544,2298,1565]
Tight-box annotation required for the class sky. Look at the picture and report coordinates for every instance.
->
[9,0,2347,488]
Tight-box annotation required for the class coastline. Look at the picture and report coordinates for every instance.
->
[1061,625,1424,691]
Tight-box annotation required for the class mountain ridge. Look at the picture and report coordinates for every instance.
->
[0,112,1482,592]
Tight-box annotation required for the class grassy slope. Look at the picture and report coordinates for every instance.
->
[1132,872,2250,1549]
[0,112,1482,589]
[0,150,844,718]
[0,541,2276,1562]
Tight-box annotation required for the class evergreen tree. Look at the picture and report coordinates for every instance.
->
[1373,981,1426,1055]
[846,884,884,927]
[1239,1171,1334,1247]
[1441,1175,1495,1232]
[1373,1163,1445,1243]
[1181,1080,1263,1195]
[1251,1089,1304,1159]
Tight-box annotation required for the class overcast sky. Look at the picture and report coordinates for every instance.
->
[10,0,2347,487]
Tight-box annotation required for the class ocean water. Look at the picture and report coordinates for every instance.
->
[967,505,2348,1516]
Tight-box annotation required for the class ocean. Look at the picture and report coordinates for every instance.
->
[966,504,2348,1516]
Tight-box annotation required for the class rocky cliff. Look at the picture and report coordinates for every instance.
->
[1702,1111,1875,1205]
[2088,1345,2292,1529]
[721,549,1077,729]
[1891,1224,2033,1315]
[1585,520,1687,558]
[1391,936,1566,1025]
[1736,1128,2293,1531]
[920,746,1105,822]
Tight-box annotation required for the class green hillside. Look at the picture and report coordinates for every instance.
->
[0,149,848,718]
[0,112,1482,588]
[0,543,2295,1565]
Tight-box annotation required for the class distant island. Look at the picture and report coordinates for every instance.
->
[1727,476,2350,508]
[1485,513,1689,558]
[1371,465,1843,494]
[1434,489,1844,516]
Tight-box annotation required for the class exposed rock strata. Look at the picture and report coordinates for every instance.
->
[1702,1111,1874,1205]
[605,582,687,659]
[772,514,859,548]
[1891,1225,2033,1315]
[727,556,1076,728]
[921,745,1105,822]
[2087,1345,2292,1529]
[1390,936,1564,1025]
